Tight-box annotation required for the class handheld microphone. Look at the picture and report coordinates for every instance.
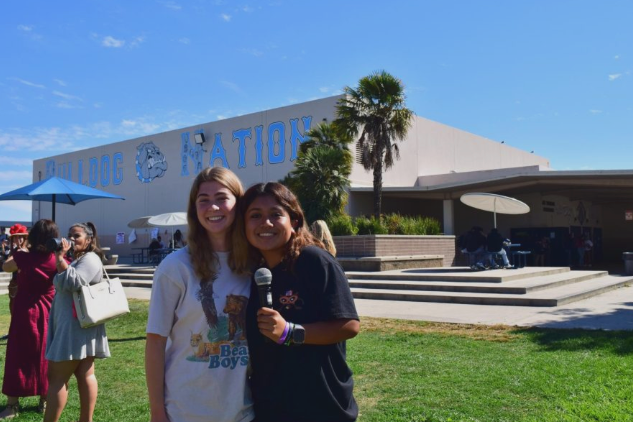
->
[254,268,273,308]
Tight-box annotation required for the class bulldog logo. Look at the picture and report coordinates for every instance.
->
[135,141,168,183]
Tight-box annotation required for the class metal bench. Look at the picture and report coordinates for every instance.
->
[511,251,531,268]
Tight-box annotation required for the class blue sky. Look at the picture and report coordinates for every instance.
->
[1,0,632,222]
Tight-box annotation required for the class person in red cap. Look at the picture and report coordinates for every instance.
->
[6,224,29,315]
[1,220,60,419]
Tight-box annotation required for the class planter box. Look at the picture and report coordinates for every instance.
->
[334,235,457,271]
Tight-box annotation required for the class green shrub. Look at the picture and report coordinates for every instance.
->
[383,213,404,234]
[412,216,441,235]
[327,213,441,236]
[356,216,388,235]
[327,214,357,236]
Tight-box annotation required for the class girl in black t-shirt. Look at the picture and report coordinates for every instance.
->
[237,182,360,422]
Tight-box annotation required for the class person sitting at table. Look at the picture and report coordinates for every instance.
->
[465,226,487,270]
[148,237,162,263]
[169,230,186,249]
[486,228,513,269]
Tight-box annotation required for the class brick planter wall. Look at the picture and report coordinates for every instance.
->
[333,235,457,267]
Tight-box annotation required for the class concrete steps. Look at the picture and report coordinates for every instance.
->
[348,267,633,307]
[0,273,11,295]
[86,264,633,308]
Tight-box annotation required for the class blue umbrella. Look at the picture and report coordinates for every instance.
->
[0,176,125,221]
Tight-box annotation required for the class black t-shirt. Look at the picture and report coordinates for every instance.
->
[487,231,505,252]
[246,246,359,422]
[466,231,486,252]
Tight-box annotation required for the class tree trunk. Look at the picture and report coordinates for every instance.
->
[373,158,382,219]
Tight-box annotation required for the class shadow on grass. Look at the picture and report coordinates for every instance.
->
[514,323,633,355]
[108,336,146,343]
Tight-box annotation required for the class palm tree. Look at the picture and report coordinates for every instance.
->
[335,71,413,219]
[291,146,351,223]
[281,122,352,223]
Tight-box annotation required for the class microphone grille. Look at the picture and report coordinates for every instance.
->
[254,268,273,286]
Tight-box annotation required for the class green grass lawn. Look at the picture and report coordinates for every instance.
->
[0,295,632,421]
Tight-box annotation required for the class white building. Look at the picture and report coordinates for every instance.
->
[34,96,633,263]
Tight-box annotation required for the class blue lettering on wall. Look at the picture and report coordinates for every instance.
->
[232,128,251,169]
[254,125,264,166]
[57,162,72,179]
[180,132,204,176]
[78,160,84,185]
[289,116,312,161]
[40,115,315,187]
[89,157,98,187]
[268,121,285,164]
[113,153,123,185]
[209,133,229,169]
[101,155,110,187]
[45,160,56,179]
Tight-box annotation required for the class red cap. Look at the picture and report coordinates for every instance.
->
[9,224,28,237]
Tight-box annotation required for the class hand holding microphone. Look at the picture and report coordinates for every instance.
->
[254,268,287,343]
[254,268,273,308]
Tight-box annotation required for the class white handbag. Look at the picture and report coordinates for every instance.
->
[73,267,130,328]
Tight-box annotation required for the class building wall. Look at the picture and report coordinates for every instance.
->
[33,96,550,258]
[348,115,550,189]
[33,97,341,256]
[601,205,633,261]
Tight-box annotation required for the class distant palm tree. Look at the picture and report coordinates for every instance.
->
[336,71,413,218]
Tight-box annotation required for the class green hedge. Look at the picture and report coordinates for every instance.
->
[327,213,441,236]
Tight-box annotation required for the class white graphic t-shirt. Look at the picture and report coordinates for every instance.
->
[147,248,253,422]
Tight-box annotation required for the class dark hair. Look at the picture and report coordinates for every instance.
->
[28,219,60,253]
[186,167,247,285]
[70,222,104,260]
[236,182,324,270]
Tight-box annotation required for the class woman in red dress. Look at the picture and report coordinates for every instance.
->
[0,219,60,419]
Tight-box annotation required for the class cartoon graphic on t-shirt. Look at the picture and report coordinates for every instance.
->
[187,287,249,368]
[224,294,247,341]
[279,290,304,310]
[197,280,218,327]
[190,332,215,359]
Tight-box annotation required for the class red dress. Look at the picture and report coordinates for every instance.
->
[2,250,56,397]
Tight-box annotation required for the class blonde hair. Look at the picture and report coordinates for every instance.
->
[186,167,248,286]
[311,220,336,256]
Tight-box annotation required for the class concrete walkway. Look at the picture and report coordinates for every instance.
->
[124,283,633,331]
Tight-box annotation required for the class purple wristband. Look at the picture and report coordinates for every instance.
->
[277,322,290,345]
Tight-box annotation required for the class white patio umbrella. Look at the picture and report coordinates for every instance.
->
[127,216,155,229]
[148,212,188,247]
[460,193,530,228]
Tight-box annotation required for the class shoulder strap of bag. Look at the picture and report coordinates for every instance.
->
[102,264,118,293]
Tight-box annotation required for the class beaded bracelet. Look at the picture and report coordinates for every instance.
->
[283,323,295,346]
[277,322,290,345]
